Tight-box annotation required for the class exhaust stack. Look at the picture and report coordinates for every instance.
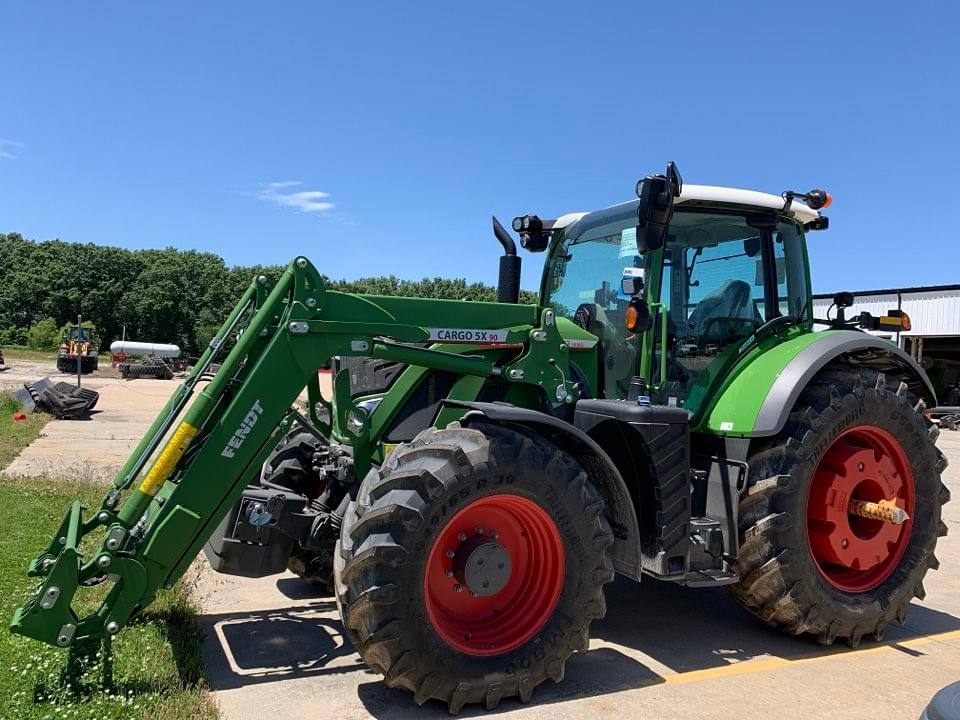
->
[492,216,521,304]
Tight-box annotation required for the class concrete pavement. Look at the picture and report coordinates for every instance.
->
[1,358,331,479]
[2,376,174,478]
[198,431,960,720]
[0,358,125,393]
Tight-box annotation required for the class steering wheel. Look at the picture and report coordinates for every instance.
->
[753,314,796,342]
[573,304,596,332]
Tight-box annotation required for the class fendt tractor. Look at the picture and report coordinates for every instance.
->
[12,163,950,712]
[56,324,99,374]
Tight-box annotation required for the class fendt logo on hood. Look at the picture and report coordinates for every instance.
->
[222,399,265,459]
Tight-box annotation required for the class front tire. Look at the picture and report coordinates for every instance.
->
[729,367,950,646]
[335,422,614,713]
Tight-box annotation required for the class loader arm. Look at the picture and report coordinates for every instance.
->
[11,257,575,649]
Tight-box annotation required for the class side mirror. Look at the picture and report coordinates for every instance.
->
[635,161,683,253]
[620,267,645,297]
[621,276,643,297]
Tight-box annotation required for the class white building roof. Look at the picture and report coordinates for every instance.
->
[813,285,960,337]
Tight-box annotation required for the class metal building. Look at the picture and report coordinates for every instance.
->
[813,284,960,405]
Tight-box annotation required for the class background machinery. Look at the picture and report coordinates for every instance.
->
[12,163,949,712]
[56,324,98,374]
[110,341,188,380]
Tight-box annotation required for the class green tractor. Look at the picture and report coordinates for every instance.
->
[12,163,949,712]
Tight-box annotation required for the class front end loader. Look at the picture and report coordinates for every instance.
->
[12,163,950,713]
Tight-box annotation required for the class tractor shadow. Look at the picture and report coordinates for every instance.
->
[200,572,960,715]
[199,589,367,692]
[591,576,960,670]
[356,577,960,717]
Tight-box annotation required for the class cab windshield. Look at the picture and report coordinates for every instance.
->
[546,206,811,404]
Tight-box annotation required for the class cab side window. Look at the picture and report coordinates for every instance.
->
[549,224,645,399]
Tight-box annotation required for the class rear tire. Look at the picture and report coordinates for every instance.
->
[728,367,950,646]
[335,422,614,713]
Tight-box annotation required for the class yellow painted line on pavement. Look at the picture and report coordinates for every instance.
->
[664,629,960,685]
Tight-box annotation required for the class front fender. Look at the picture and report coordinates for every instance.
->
[703,330,936,438]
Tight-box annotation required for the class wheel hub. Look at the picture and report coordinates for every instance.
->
[423,494,564,656]
[453,536,512,597]
[807,425,915,592]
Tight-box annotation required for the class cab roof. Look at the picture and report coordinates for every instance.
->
[676,184,820,223]
[554,183,821,234]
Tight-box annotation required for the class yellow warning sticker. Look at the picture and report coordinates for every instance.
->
[139,422,199,496]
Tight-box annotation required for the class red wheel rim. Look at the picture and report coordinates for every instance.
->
[423,495,565,656]
[807,425,915,592]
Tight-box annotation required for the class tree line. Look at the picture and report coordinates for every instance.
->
[0,233,536,354]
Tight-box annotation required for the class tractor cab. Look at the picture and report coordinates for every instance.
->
[544,182,822,412]
[67,326,93,343]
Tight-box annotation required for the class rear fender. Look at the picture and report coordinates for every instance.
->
[444,400,643,580]
[705,330,937,437]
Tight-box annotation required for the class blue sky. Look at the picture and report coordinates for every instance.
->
[2,2,958,293]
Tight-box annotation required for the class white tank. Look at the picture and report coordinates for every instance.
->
[110,341,181,358]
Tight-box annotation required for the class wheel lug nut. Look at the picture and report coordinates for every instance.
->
[446,549,455,558]
[465,632,473,640]
[841,538,850,549]
[490,531,498,540]
[475,526,484,535]
[458,532,467,543]
[857,462,865,471]
[445,569,453,578]
[453,584,463,593]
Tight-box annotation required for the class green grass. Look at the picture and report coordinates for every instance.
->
[0,396,50,471]
[0,478,218,720]
[0,404,217,719]
[1,346,57,362]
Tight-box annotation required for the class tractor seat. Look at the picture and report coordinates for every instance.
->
[686,279,758,340]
